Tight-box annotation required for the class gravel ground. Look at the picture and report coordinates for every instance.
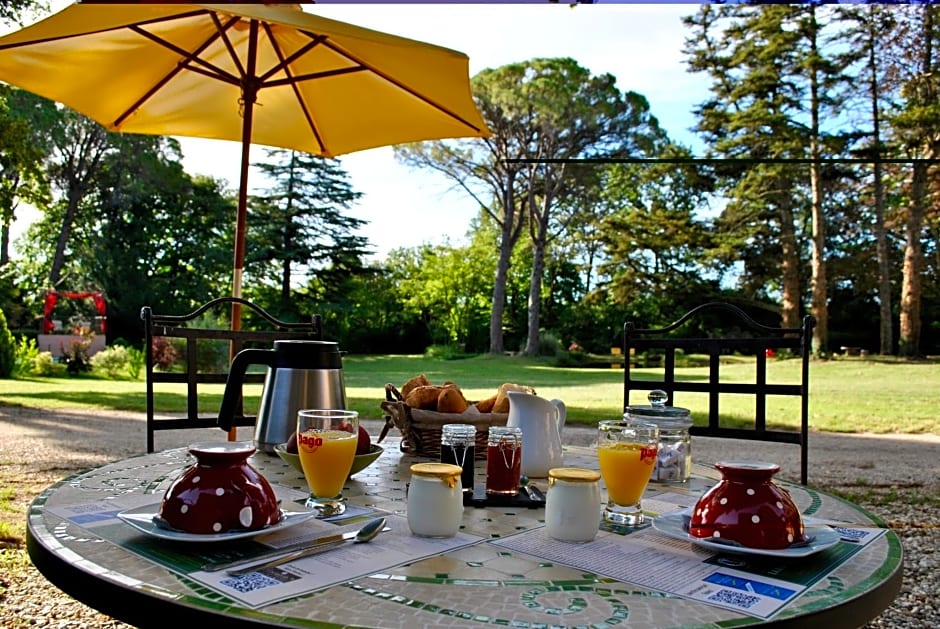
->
[1,406,937,628]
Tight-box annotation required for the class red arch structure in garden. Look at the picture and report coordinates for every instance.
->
[41,291,107,334]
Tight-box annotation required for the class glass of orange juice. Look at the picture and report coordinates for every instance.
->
[297,409,359,517]
[597,419,659,526]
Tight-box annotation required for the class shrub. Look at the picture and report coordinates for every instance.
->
[150,336,178,370]
[32,351,65,377]
[90,345,132,379]
[125,346,144,380]
[12,336,40,378]
[0,308,14,378]
[62,336,92,375]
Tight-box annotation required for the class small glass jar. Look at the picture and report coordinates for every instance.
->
[485,426,522,495]
[625,390,692,483]
[407,463,463,537]
[545,467,602,542]
[440,424,476,493]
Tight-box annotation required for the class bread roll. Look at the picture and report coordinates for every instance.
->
[475,394,497,413]
[493,383,536,414]
[437,385,469,413]
[401,373,431,399]
[405,385,442,410]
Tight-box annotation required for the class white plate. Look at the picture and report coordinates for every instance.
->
[117,503,317,543]
[651,509,841,558]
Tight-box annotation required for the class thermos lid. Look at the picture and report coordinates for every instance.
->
[272,339,343,369]
[625,389,692,429]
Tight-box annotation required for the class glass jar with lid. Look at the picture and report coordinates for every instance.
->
[440,424,476,493]
[408,463,464,537]
[545,467,602,542]
[625,390,692,483]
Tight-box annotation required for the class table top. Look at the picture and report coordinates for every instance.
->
[27,438,902,628]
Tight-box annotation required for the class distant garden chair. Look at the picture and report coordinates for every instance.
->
[623,302,815,485]
[140,297,322,453]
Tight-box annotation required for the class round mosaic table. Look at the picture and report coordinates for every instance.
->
[27,438,901,628]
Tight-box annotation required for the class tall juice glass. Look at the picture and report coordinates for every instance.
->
[597,419,659,526]
[297,409,358,517]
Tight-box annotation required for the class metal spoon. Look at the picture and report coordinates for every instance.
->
[519,475,545,502]
[224,517,387,576]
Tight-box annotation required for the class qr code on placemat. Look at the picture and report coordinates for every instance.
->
[709,588,761,610]
[221,571,284,594]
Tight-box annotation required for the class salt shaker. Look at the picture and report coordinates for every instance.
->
[407,463,463,537]
[625,390,692,483]
[545,467,602,542]
[440,424,476,493]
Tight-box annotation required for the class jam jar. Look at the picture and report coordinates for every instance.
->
[440,424,476,493]
[626,390,692,483]
[408,463,464,537]
[545,467,602,542]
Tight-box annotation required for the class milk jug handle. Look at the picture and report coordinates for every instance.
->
[217,348,277,430]
[550,399,567,429]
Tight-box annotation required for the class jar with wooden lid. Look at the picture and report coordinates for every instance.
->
[408,463,464,537]
[545,467,602,542]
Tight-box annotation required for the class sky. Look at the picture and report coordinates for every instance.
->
[6,2,711,261]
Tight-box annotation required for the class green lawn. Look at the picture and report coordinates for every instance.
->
[1,354,937,434]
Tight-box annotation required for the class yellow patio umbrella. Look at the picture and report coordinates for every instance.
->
[0,2,490,325]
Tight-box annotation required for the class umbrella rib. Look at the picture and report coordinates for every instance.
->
[115,21,241,128]
[115,14,261,128]
[0,9,208,51]
[317,36,487,134]
[260,22,328,155]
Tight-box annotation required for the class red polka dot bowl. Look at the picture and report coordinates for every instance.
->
[688,461,805,550]
[158,442,282,535]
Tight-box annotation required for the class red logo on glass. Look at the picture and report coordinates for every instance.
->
[299,432,323,454]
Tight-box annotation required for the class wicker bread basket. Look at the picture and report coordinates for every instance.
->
[379,383,509,458]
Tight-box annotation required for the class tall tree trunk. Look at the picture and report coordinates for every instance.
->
[898,5,936,358]
[49,188,81,288]
[779,192,802,330]
[866,6,893,355]
[807,6,829,357]
[489,229,511,356]
[899,160,927,357]
[0,220,9,267]
[523,229,547,357]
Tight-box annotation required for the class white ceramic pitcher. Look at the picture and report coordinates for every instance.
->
[506,391,566,478]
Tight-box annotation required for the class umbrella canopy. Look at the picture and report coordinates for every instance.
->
[0,2,489,320]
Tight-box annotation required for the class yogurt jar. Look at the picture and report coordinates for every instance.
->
[626,390,692,483]
[408,463,464,537]
[545,467,602,542]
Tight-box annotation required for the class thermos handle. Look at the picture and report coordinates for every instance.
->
[217,348,277,430]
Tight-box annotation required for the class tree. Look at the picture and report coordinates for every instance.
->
[838,5,899,355]
[42,109,112,288]
[395,91,528,356]
[0,0,44,27]
[596,147,717,315]
[685,4,855,346]
[0,87,51,267]
[248,150,368,314]
[889,4,940,357]
[398,57,666,356]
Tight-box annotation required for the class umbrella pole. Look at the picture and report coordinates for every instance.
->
[228,20,260,441]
